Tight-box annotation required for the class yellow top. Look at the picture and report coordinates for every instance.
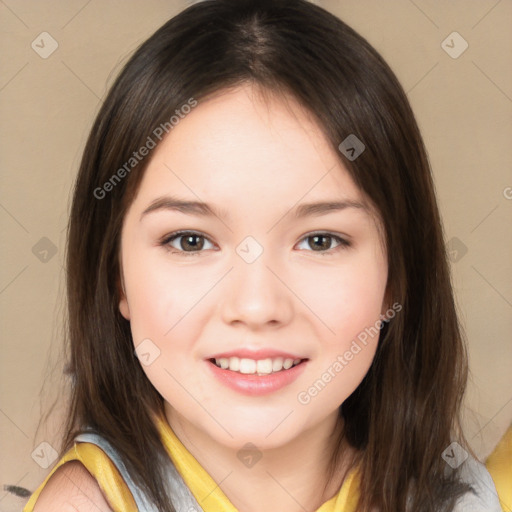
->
[485,425,512,512]
[24,412,361,512]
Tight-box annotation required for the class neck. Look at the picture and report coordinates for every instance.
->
[164,406,355,512]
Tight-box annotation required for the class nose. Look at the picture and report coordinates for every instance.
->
[220,250,293,330]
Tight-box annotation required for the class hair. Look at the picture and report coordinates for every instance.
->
[48,0,478,510]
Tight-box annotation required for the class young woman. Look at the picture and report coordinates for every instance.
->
[24,0,502,510]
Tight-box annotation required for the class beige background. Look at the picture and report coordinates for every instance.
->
[1,0,511,510]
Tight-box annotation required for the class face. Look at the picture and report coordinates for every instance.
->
[118,84,388,451]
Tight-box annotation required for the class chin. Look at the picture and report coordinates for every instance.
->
[205,414,305,451]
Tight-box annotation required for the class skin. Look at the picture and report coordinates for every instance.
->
[118,84,389,512]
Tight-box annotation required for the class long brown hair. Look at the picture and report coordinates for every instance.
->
[50,0,477,510]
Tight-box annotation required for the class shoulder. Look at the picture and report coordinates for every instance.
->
[32,460,114,512]
[452,456,502,512]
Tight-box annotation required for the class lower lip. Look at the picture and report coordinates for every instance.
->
[206,359,308,396]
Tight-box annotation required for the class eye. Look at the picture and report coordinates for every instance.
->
[160,231,215,256]
[160,230,351,257]
[296,232,351,254]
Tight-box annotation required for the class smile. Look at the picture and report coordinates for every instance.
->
[206,357,309,396]
[210,356,305,375]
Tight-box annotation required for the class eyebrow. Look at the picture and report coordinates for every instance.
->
[139,195,368,222]
[140,196,231,222]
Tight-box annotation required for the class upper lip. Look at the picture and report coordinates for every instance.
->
[207,349,308,361]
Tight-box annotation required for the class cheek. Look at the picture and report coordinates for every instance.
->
[124,271,171,343]
[122,254,212,402]
[293,252,386,404]
[123,249,218,372]
[123,246,197,338]
[297,257,386,343]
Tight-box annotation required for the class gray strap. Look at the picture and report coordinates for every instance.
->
[74,431,159,512]
[163,459,207,512]
[74,431,205,512]
[452,456,502,511]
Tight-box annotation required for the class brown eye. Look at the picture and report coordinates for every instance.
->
[297,232,351,253]
[309,234,332,251]
[179,233,205,251]
[161,231,214,255]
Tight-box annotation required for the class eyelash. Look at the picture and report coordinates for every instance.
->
[159,230,351,257]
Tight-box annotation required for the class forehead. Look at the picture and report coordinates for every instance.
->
[129,84,373,223]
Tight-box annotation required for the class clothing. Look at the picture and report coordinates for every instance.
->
[485,425,512,512]
[23,412,360,512]
[454,453,504,511]
[23,412,502,511]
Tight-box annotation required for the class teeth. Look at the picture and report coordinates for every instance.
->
[256,359,273,374]
[239,359,256,374]
[272,357,284,372]
[214,356,303,374]
[283,358,293,370]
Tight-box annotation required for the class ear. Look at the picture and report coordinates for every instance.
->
[380,286,392,319]
[118,273,131,320]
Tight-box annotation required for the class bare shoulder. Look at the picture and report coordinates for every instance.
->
[33,460,113,512]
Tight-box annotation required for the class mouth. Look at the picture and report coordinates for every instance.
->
[207,356,308,376]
